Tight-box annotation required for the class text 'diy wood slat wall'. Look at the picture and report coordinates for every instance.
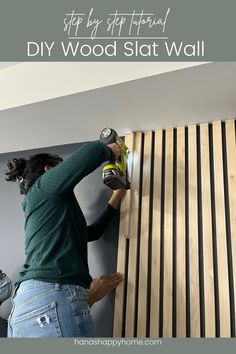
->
[113,119,236,338]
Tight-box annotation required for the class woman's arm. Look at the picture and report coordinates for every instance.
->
[87,190,127,242]
[107,189,127,209]
[38,141,120,195]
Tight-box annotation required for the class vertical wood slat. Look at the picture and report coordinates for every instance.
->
[225,119,236,334]
[200,123,215,337]
[113,133,134,337]
[163,128,174,337]
[176,126,186,337]
[188,125,200,337]
[137,131,153,337]
[150,129,163,336]
[212,121,231,337]
[125,132,142,337]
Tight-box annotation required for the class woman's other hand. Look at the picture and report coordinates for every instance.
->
[88,272,124,308]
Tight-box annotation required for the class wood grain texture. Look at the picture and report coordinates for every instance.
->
[225,119,236,334]
[200,123,215,337]
[212,121,231,337]
[150,129,163,337]
[176,126,186,337]
[113,133,134,337]
[188,125,200,337]
[163,128,174,337]
[125,132,142,337]
[137,131,153,337]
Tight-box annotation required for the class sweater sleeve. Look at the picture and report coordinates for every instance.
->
[38,141,113,195]
[87,203,118,242]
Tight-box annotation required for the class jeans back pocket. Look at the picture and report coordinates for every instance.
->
[14,301,62,338]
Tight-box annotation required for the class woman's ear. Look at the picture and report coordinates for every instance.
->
[44,165,50,172]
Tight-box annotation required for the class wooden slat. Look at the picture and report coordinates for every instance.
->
[137,131,153,337]
[113,133,134,337]
[125,132,142,337]
[212,121,231,337]
[176,126,186,337]
[225,119,236,334]
[200,123,215,337]
[188,125,200,337]
[150,129,163,336]
[163,128,174,337]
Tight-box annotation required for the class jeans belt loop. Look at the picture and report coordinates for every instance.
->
[54,283,61,291]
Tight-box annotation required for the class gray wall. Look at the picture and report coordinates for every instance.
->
[0,142,120,337]
[1,63,236,154]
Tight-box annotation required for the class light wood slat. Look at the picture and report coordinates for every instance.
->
[125,132,142,337]
[113,133,134,337]
[225,119,236,333]
[200,123,215,337]
[176,126,186,337]
[212,121,231,337]
[163,128,174,337]
[137,131,153,337]
[188,125,200,337]
[150,129,163,336]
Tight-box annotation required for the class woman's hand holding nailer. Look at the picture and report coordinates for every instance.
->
[108,189,127,209]
[107,143,121,159]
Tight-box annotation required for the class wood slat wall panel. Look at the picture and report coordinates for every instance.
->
[200,123,215,337]
[225,120,236,334]
[113,133,134,337]
[163,128,174,337]
[114,119,235,338]
[188,125,200,337]
[150,129,163,337]
[176,126,186,337]
[212,121,231,337]
[137,131,153,337]
[125,132,142,337]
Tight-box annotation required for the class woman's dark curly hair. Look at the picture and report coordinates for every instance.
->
[5,153,63,195]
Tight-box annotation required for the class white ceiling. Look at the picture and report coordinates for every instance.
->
[0,62,235,154]
[0,62,208,111]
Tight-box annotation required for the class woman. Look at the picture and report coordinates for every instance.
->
[5,140,125,338]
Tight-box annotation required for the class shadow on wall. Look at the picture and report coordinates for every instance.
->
[89,214,120,337]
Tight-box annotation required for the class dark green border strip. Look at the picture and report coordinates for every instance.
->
[1,0,236,60]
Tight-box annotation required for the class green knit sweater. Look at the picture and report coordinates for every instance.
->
[15,141,118,288]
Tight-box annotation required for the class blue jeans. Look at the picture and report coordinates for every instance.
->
[7,279,96,338]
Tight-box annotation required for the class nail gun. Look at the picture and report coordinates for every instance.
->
[99,128,131,190]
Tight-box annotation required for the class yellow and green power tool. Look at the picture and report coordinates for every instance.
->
[99,128,131,190]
